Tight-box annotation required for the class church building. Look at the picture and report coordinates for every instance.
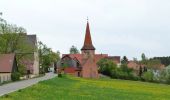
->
[57,21,120,78]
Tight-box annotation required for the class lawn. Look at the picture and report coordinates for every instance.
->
[1,75,170,100]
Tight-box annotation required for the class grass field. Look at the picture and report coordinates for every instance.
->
[1,75,170,100]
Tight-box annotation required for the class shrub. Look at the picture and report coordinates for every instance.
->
[58,73,62,78]
[111,70,118,78]
[132,75,141,81]
[18,64,26,76]
[98,58,117,76]
[159,66,170,84]
[142,70,154,82]
[98,58,138,81]
[116,70,128,79]
[11,72,21,81]
[165,69,170,84]
[159,69,166,83]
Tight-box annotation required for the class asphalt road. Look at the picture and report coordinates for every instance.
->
[0,73,57,96]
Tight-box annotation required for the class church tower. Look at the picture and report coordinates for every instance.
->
[81,20,95,59]
[81,20,98,78]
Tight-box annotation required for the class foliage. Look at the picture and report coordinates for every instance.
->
[11,72,21,81]
[142,70,154,82]
[69,45,79,54]
[141,53,147,61]
[159,66,170,84]
[115,65,134,80]
[38,41,60,73]
[18,64,26,76]
[146,59,162,70]
[0,27,33,55]
[151,56,170,66]
[97,58,135,80]
[165,69,170,84]
[120,64,133,74]
[2,76,170,100]
[0,15,35,76]
[140,53,148,66]
[121,56,128,65]
[97,58,117,76]
[58,73,62,77]
[140,53,162,70]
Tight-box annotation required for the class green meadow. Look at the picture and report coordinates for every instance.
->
[1,75,170,100]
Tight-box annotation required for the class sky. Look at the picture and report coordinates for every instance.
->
[0,0,170,60]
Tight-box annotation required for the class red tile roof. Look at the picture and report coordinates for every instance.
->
[0,54,15,73]
[81,21,95,50]
[62,54,109,65]
[94,54,108,63]
[62,54,83,64]
[107,56,121,64]
[127,61,139,70]
[62,54,121,65]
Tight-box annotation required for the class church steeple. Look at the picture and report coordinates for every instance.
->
[81,20,95,50]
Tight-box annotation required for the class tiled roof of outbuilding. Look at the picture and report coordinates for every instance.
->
[0,54,15,73]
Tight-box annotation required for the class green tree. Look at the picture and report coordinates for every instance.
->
[151,56,170,66]
[141,53,146,61]
[69,45,79,54]
[147,59,162,70]
[141,53,148,65]
[97,58,117,76]
[0,15,35,76]
[121,56,128,65]
[120,64,133,74]
[0,15,32,56]
[18,64,26,76]
[38,41,60,73]
[142,70,154,82]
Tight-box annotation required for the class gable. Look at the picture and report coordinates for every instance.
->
[0,54,15,73]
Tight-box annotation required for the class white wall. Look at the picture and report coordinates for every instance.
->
[33,51,39,75]
[0,73,11,83]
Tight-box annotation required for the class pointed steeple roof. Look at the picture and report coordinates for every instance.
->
[81,20,95,50]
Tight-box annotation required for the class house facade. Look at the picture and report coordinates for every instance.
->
[57,21,120,78]
[127,60,165,75]
[20,35,39,77]
[0,54,17,83]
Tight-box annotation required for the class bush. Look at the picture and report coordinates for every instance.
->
[98,58,117,76]
[159,67,170,84]
[142,70,154,82]
[165,69,170,84]
[18,64,26,76]
[11,72,21,81]
[58,73,62,78]
[159,69,166,83]
[98,58,139,81]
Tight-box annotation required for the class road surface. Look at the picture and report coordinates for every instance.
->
[0,73,57,96]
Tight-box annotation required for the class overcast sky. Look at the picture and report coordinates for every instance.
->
[0,0,170,59]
